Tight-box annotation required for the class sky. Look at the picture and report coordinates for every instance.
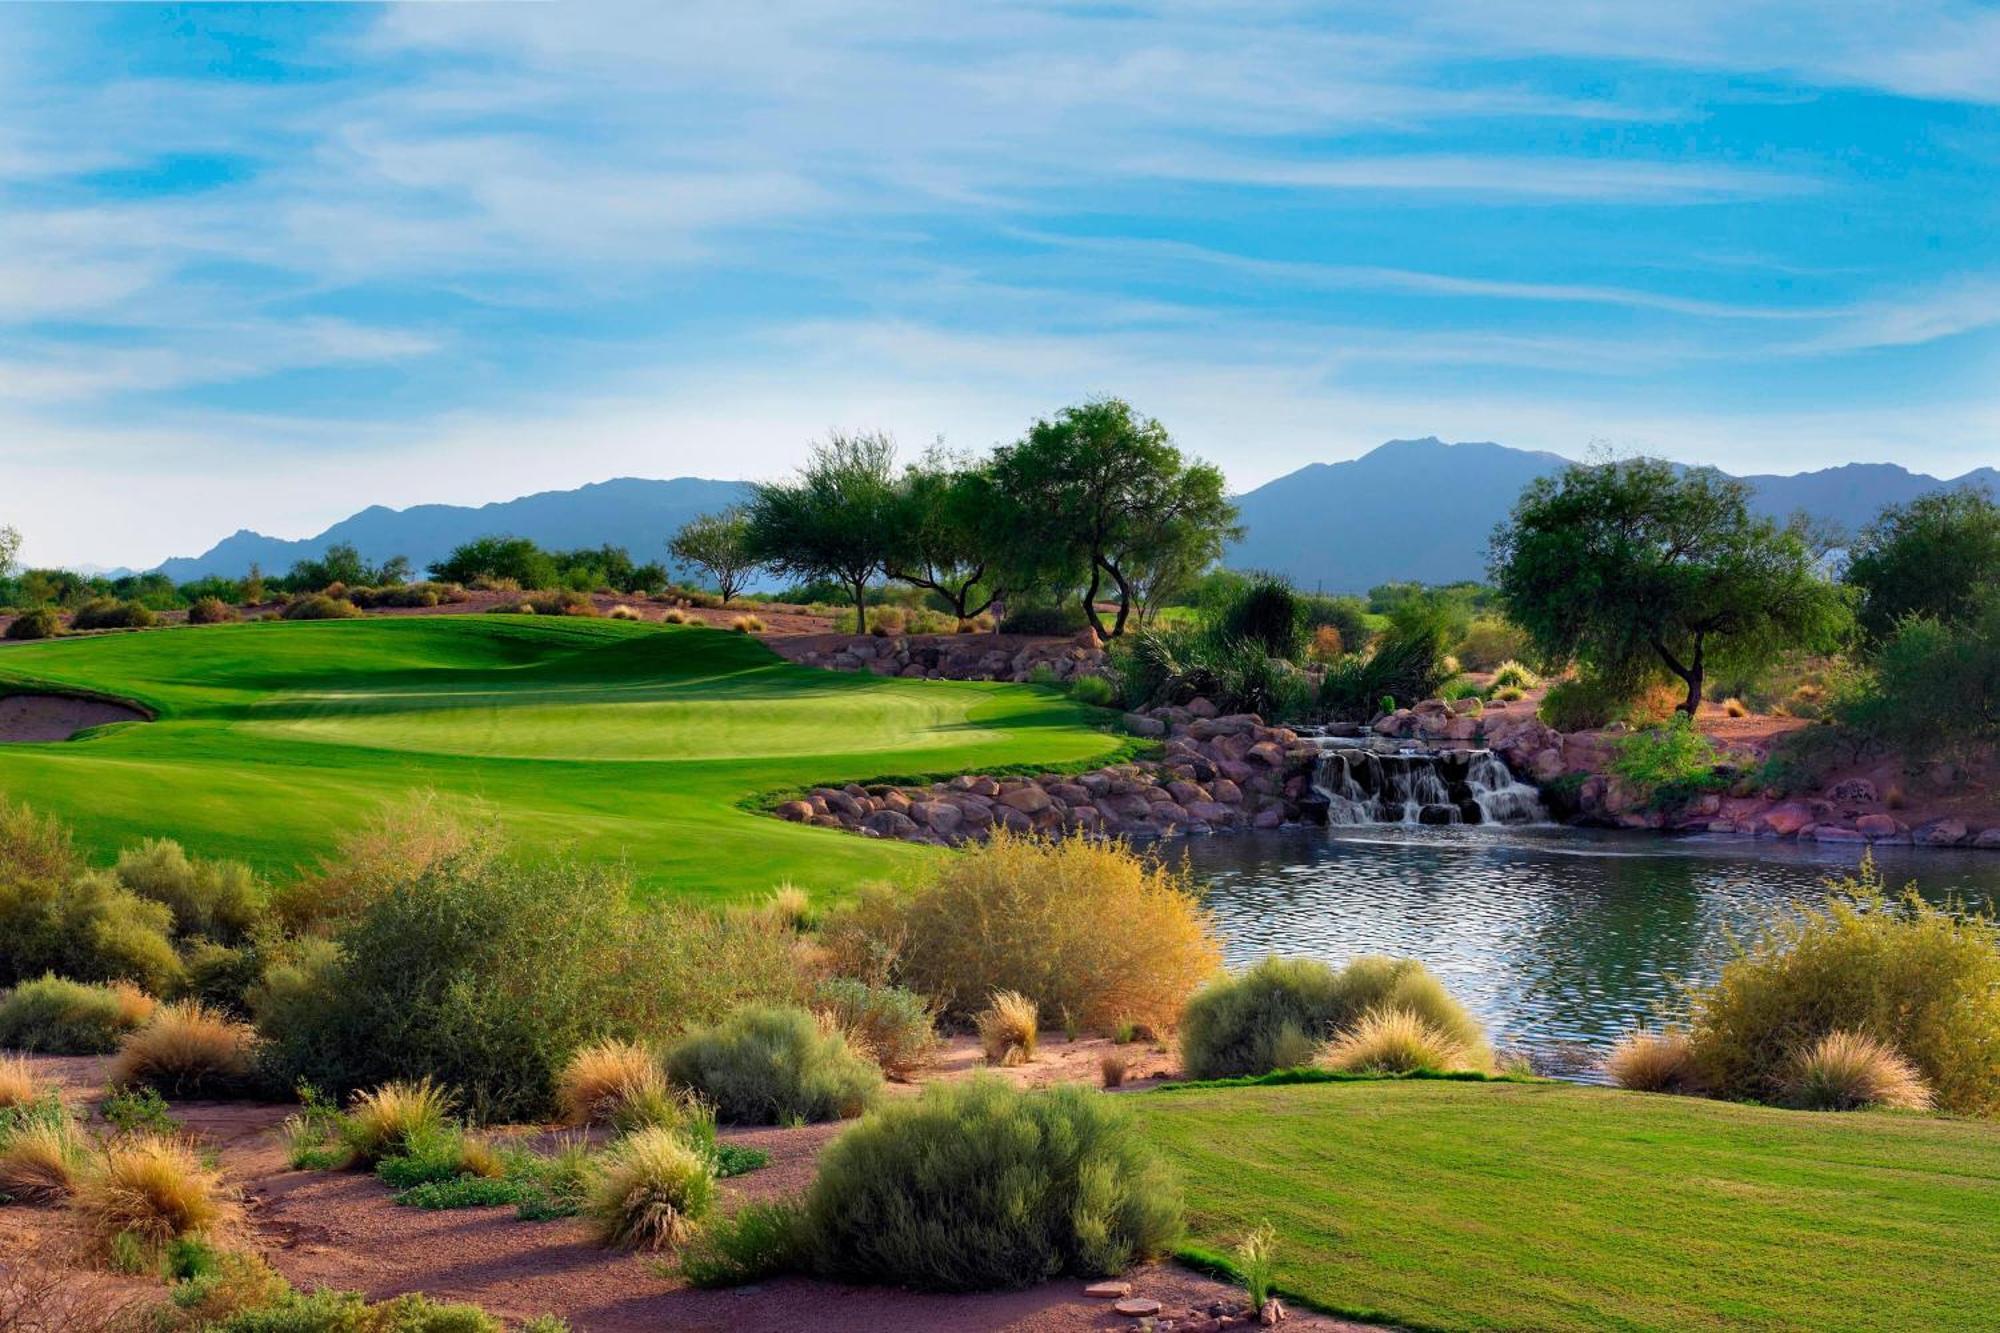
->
[3,2,1999,570]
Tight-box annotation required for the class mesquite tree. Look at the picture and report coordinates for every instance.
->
[668,508,760,604]
[746,431,898,633]
[1490,457,1850,715]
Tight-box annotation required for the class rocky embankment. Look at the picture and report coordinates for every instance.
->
[770,630,1110,682]
[773,703,1323,844]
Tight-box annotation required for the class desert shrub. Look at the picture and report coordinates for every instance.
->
[346,582,464,610]
[730,614,765,633]
[1604,1029,1703,1094]
[555,1040,668,1128]
[71,599,156,631]
[1068,673,1116,708]
[338,1079,453,1164]
[998,604,1086,636]
[1490,659,1540,690]
[112,840,265,945]
[587,1127,716,1251]
[1322,1006,1481,1074]
[1179,955,1485,1079]
[4,608,62,639]
[523,588,596,617]
[805,1078,1180,1291]
[75,1134,238,1247]
[186,597,238,625]
[659,608,691,625]
[0,1117,87,1205]
[100,1086,181,1136]
[1455,616,1531,671]
[1215,575,1305,661]
[1306,624,1344,664]
[1316,601,1456,721]
[0,799,185,993]
[680,1199,811,1288]
[665,1005,880,1125]
[826,833,1220,1036]
[373,1122,504,1190]
[1783,1030,1933,1112]
[976,990,1039,1066]
[199,1287,521,1332]
[0,975,156,1053]
[109,1001,258,1097]
[607,604,641,621]
[1685,859,2000,1115]
[280,594,361,621]
[1610,713,1725,809]
[1099,1052,1129,1088]
[811,978,937,1079]
[167,1249,294,1326]
[1538,675,1622,730]
[0,1052,45,1111]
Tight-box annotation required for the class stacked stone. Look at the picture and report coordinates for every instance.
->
[787,631,1109,684]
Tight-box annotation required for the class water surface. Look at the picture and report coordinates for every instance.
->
[1180,826,2000,1074]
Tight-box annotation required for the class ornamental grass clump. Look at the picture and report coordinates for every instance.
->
[1322,1007,1481,1075]
[1783,1030,1934,1112]
[0,1052,47,1111]
[825,832,1221,1037]
[975,990,1039,1066]
[555,1040,666,1128]
[803,1078,1182,1291]
[338,1079,453,1165]
[0,1119,87,1205]
[108,1001,258,1098]
[665,1005,880,1125]
[75,1134,238,1248]
[1604,1029,1704,1095]
[1684,858,2000,1116]
[0,976,156,1054]
[587,1126,716,1251]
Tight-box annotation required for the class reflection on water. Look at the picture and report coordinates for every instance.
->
[1178,826,2000,1073]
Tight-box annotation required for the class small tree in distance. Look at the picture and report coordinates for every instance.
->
[1491,457,1851,715]
[668,508,760,605]
[0,526,20,581]
[746,432,898,634]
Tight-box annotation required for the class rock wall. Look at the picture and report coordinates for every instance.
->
[772,705,1324,845]
[770,629,1110,683]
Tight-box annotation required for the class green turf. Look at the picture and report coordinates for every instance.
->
[0,617,1128,901]
[1133,1078,2000,1332]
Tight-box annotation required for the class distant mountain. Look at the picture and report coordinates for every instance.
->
[1225,438,2000,593]
[154,477,751,582]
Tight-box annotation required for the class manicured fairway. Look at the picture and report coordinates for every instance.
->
[1135,1078,2000,1332]
[0,617,1127,900]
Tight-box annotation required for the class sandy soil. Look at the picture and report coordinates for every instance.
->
[0,692,151,743]
[9,1053,1374,1333]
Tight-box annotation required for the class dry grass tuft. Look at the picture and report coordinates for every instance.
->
[764,883,814,932]
[110,982,158,1032]
[977,990,1039,1067]
[0,1052,48,1110]
[588,1126,717,1251]
[75,1134,239,1245]
[1722,697,1749,718]
[730,614,766,634]
[108,1001,256,1096]
[660,608,691,625]
[607,604,642,621]
[1604,1029,1704,1094]
[1099,1052,1129,1088]
[340,1079,453,1163]
[1784,1030,1934,1112]
[0,1118,88,1204]
[1322,1007,1478,1075]
[556,1040,667,1128]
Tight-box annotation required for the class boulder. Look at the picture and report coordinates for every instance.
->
[1855,813,1900,838]
[1914,818,1968,846]
[1251,807,1284,829]
[861,810,918,839]
[1209,777,1244,804]
[911,801,963,834]
[997,785,1053,814]
[1975,828,2000,849]
[1186,696,1218,719]
[774,800,814,823]
[1756,802,1816,838]
[1246,741,1288,768]
[1123,712,1168,738]
[1807,824,1867,843]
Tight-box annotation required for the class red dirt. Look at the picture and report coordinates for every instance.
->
[9,1053,1375,1333]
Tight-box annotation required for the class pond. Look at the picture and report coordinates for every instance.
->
[1179,825,2000,1077]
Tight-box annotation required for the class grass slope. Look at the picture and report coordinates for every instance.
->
[1136,1079,2000,1333]
[0,617,1126,901]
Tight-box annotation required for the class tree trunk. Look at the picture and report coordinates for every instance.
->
[1081,562,1109,639]
[852,577,868,635]
[1103,558,1135,637]
[1651,634,1704,716]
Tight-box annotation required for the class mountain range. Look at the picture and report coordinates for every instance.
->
[147,440,1998,592]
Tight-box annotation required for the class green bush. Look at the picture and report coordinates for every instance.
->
[204,1287,517,1333]
[1610,713,1725,809]
[811,978,938,1079]
[681,1199,811,1288]
[0,799,183,993]
[1538,674,1628,731]
[0,975,154,1054]
[1317,600,1456,721]
[1178,955,1486,1079]
[1216,575,1305,661]
[1686,859,2000,1116]
[1454,616,1531,671]
[1490,659,1541,690]
[804,1078,1181,1291]
[1068,673,1116,708]
[70,599,156,631]
[665,1005,881,1125]
[281,594,362,621]
[186,597,239,625]
[4,608,62,640]
[112,839,265,945]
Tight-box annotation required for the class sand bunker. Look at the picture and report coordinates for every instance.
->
[0,692,149,743]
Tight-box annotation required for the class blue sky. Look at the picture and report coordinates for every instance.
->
[3,2,1998,568]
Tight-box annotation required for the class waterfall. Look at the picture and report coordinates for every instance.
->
[1311,738,1545,826]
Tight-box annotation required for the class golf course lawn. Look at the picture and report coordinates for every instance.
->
[1135,1077,2000,1332]
[0,616,1129,900]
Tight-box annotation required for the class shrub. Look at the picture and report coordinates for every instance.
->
[1604,1029,1703,1095]
[763,883,814,932]
[1235,1221,1279,1313]
[0,975,156,1053]
[1610,713,1724,809]
[76,1134,238,1246]
[1454,617,1531,672]
[1723,696,1749,718]
[680,1200,810,1288]
[71,599,156,631]
[0,798,184,993]
[1490,659,1541,690]
[976,990,1039,1066]
[665,1005,880,1125]
[186,597,238,625]
[0,1118,86,1205]
[1322,1006,1481,1074]
[1783,1030,1933,1112]
[555,1040,668,1128]
[1316,602,1456,721]
[339,1080,453,1164]
[1179,955,1486,1080]
[1306,624,1344,664]
[112,839,265,945]
[109,1001,258,1097]
[1215,575,1305,660]
[280,595,361,621]
[730,614,765,633]
[4,608,62,639]
[811,978,937,1079]
[1685,859,2000,1115]
[0,1052,45,1111]
[804,1078,1181,1291]
[587,1126,716,1251]
[826,833,1220,1036]
[1068,674,1116,708]
[1538,675,1625,731]
[1099,1052,1129,1088]
[101,1086,181,1136]
[607,604,641,621]
[660,608,691,625]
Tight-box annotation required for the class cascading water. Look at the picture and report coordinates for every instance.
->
[1311,737,1545,826]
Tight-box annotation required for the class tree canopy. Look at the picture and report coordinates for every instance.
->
[668,508,760,604]
[1490,458,1851,715]
[883,448,1007,621]
[1843,486,2000,643]
[745,431,899,632]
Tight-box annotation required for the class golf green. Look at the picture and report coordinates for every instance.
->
[0,616,1128,901]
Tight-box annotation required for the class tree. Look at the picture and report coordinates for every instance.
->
[0,525,19,580]
[1490,458,1851,715]
[285,542,407,591]
[432,536,559,590]
[1844,486,2000,643]
[883,449,1005,621]
[991,400,1240,639]
[668,508,760,604]
[746,431,899,633]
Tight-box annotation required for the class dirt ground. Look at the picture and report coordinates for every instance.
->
[0,692,151,743]
[5,1049,1374,1333]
